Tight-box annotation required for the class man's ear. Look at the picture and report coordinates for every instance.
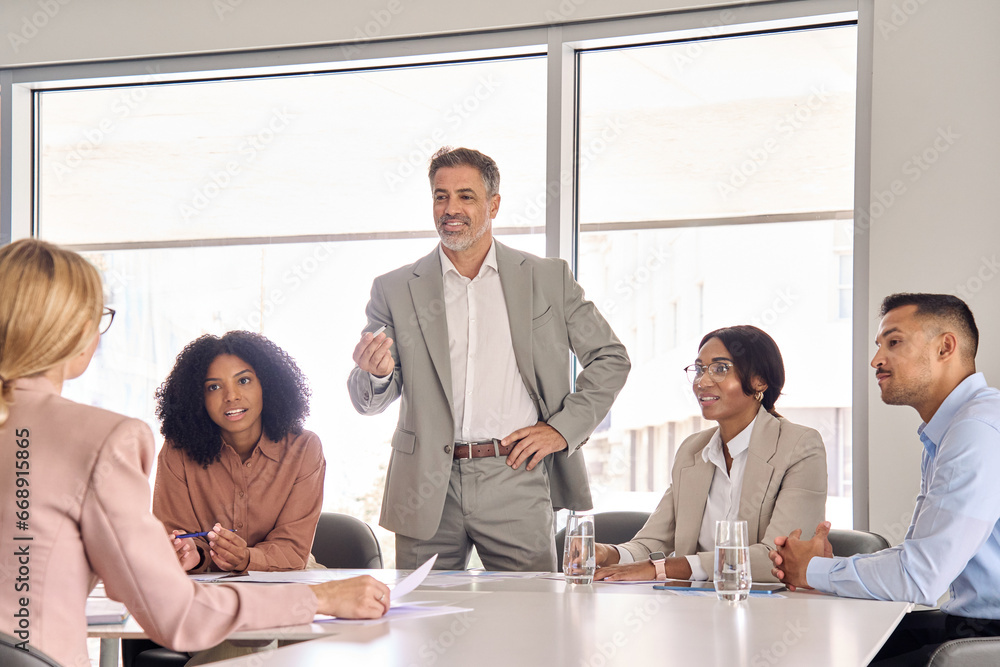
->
[936,332,959,362]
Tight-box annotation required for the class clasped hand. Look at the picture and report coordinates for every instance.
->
[768,521,833,590]
[207,523,250,571]
[170,523,249,572]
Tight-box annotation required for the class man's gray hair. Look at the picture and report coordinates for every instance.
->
[428,146,500,198]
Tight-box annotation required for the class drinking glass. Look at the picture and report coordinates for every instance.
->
[563,512,596,584]
[714,520,750,602]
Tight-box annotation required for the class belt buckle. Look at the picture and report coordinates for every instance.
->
[456,441,473,460]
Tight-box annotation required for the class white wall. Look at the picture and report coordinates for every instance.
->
[0,0,761,67]
[864,0,1000,542]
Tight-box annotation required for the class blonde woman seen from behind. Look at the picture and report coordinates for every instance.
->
[0,239,389,667]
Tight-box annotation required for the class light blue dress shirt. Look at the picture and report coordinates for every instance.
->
[808,372,1000,618]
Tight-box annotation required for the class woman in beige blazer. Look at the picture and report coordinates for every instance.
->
[593,325,827,583]
[0,239,389,667]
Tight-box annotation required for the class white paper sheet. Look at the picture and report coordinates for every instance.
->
[388,553,437,604]
[312,555,442,622]
[315,603,471,625]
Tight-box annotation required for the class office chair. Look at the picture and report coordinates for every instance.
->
[0,632,63,667]
[310,512,384,569]
[926,637,1000,666]
[555,510,651,571]
[827,528,890,557]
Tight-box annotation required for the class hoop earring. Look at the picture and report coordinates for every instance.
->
[754,390,764,402]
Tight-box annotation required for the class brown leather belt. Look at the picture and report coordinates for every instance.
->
[453,439,513,459]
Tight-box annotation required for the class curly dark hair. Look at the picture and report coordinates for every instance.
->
[155,331,311,467]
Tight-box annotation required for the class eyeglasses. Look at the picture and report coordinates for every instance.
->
[683,362,733,384]
[99,307,116,335]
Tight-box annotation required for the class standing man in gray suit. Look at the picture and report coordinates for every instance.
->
[349,147,630,571]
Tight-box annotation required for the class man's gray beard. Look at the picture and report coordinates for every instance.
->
[438,221,488,252]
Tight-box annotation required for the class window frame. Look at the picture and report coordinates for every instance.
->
[0,0,869,526]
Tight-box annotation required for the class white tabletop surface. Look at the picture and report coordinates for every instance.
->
[91,570,911,666]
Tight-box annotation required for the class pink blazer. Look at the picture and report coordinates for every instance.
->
[0,376,317,667]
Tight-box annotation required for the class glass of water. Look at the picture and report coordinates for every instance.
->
[714,520,750,602]
[563,512,596,584]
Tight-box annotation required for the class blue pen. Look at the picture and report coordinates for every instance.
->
[174,529,237,539]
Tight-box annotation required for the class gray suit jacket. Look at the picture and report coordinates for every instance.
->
[619,407,827,582]
[348,241,631,539]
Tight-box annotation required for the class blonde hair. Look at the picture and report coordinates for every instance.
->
[0,239,104,425]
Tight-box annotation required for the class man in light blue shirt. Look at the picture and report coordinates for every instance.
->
[769,293,1000,664]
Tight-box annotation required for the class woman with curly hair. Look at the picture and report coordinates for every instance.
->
[153,331,325,574]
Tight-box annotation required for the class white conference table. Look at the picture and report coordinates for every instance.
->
[90,570,911,667]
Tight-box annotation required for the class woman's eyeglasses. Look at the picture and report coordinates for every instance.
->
[99,307,116,335]
[683,362,733,384]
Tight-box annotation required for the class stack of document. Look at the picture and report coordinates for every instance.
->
[86,598,130,625]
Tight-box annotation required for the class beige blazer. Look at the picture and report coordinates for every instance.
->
[0,376,316,667]
[348,241,631,539]
[619,406,827,582]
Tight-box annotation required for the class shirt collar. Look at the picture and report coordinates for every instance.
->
[702,416,756,466]
[917,372,987,456]
[221,432,284,463]
[255,433,284,462]
[439,240,497,279]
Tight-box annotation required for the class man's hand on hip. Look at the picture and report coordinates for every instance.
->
[352,329,394,378]
[501,422,568,471]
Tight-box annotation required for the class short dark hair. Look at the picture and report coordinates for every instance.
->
[699,325,785,415]
[155,331,311,467]
[428,146,500,198]
[878,292,979,359]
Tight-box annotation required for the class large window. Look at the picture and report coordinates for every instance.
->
[39,57,547,565]
[19,11,859,563]
[576,26,857,526]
